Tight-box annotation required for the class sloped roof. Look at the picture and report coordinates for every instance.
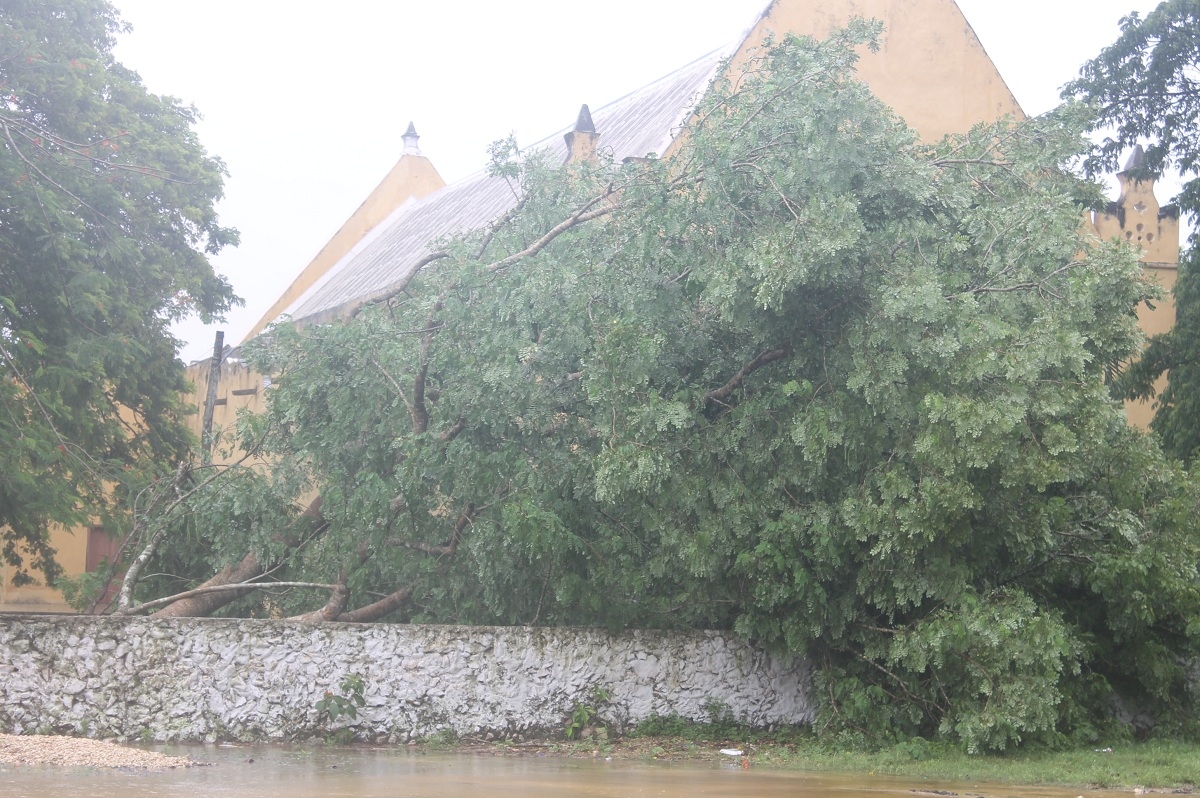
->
[283,49,729,326]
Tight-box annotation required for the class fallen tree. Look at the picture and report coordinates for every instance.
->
[117,24,1200,750]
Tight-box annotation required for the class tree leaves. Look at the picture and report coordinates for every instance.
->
[0,0,237,582]
[1065,0,1200,465]
[154,25,1200,748]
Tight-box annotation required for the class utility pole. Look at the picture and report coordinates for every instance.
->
[200,330,225,464]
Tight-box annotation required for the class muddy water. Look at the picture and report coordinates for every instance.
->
[0,745,1129,798]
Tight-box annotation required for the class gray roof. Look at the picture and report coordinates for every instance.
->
[284,48,729,325]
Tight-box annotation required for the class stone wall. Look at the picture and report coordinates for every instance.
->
[0,616,812,742]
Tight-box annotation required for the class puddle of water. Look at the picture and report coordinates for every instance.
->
[0,744,1133,798]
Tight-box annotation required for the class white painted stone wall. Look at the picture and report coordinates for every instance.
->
[0,616,813,742]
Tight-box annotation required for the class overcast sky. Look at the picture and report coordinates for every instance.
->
[107,0,1165,363]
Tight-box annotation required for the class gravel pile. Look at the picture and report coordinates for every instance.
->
[0,734,197,769]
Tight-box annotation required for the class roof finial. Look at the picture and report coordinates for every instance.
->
[402,122,421,156]
[574,104,596,135]
[564,104,599,164]
[1123,144,1146,173]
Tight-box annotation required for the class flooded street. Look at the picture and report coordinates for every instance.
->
[0,744,1133,798]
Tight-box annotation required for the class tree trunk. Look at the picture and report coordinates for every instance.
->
[150,550,263,618]
[289,581,350,623]
[150,496,325,618]
[337,586,413,623]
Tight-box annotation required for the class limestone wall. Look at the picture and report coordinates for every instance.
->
[0,616,812,742]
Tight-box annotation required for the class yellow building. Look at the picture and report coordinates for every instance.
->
[2,0,1178,612]
[1089,146,1181,429]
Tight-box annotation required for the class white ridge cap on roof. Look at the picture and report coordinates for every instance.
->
[282,45,733,327]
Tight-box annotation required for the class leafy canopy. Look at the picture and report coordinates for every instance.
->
[1064,0,1200,463]
[145,23,1199,750]
[0,0,238,583]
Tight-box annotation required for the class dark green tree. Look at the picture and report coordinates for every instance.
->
[128,25,1200,750]
[1064,0,1200,463]
[0,0,238,584]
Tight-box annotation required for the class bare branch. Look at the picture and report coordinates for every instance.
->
[120,580,340,615]
[116,462,189,612]
[475,194,530,260]
[946,262,1080,300]
[146,496,327,618]
[931,157,1014,168]
[485,195,616,273]
[410,363,430,434]
[113,430,274,612]
[410,301,444,435]
[349,250,451,318]
[369,355,414,419]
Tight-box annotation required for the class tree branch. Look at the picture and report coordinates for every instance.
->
[384,503,474,557]
[145,496,326,618]
[336,585,413,623]
[704,347,792,405]
[116,461,190,612]
[485,195,616,273]
[120,580,340,616]
[349,250,451,319]
[288,570,350,622]
[475,194,530,260]
[439,417,467,443]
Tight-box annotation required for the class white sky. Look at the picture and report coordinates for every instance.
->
[107,0,1165,363]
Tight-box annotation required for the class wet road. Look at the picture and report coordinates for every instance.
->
[0,744,1133,798]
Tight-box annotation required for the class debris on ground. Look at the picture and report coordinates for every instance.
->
[0,733,197,770]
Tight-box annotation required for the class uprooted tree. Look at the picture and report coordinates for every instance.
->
[113,23,1200,751]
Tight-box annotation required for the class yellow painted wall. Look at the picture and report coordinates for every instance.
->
[0,528,81,613]
[186,358,273,455]
[733,0,1024,140]
[1090,170,1181,429]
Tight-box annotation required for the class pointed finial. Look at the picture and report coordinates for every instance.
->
[402,122,421,156]
[574,104,595,135]
[1123,144,1146,173]
[564,104,599,164]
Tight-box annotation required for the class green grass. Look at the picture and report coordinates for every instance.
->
[421,728,461,750]
[626,717,1200,789]
[752,740,1200,789]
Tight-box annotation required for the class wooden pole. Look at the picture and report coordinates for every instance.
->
[200,330,224,464]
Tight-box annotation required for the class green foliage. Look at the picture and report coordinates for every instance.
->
[151,23,1200,750]
[1065,0,1200,215]
[422,728,460,748]
[56,560,114,612]
[737,738,1200,789]
[0,0,238,582]
[631,712,808,746]
[1064,0,1200,464]
[565,685,610,739]
[315,673,366,724]
[827,589,1080,753]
